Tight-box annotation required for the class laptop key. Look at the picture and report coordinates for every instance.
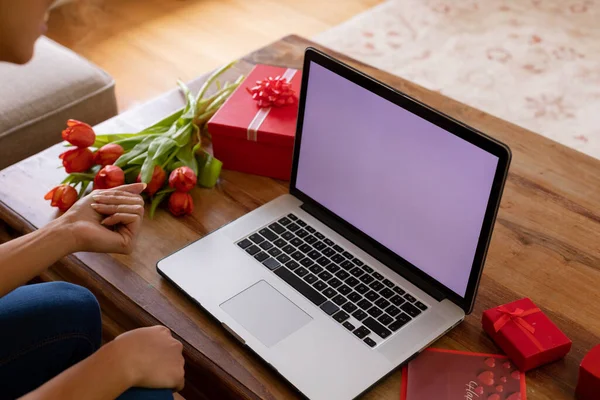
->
[269,223,286,235]
[362,265,374,274]
[363,317,392,339]
[309,265,323,275]
[313,241,326,251]
[364,337,376,348]
[382,279,395,288]
[350,267,364,278]
[274,266,326,306]
[313,281,327,291]
[328,277,342,288]
[393,286,406,295]
[319,271,333,282]
[262,258,280,270]
[397,312,412,324]
[315,232,325,240]
[245,245,260,256]
[342,302,358,313]
[352,258,364,266]
[415,301,428,311]
[333,245,344,253]
[341,261,354,270]
[249,233,265,244]
[287,223,300,232]
[291,251,305,261]
[325,263,340,274]
[332,295,347,306]
[259,241,273,250]
[359,274,374,284]
[365,290,379,302]
[306,226,316,233]
[401,302,421,318]
[317,257,331,267]
[300,258,314,268]
[380,288,394,299]
[375,298,390,309]
[353,326,371,339]
[342,251,353,259]
[345,277,360,287]
[290,238,303,247]
[304,235,317,244]
[322,247,335,257]
[296,219,307,227]
[372,271,384,280]
[237,239,252,249]
[307,250,321,260]
[348,292,362,303]
[277,254,291,264]
[282,245,295,254]
[320,301,339,315]
[294,266,309,277]
[338,285,352,295]
[367,306,383,318]
[304,273,318,284]
[254,252,269,262]
[287,213,298,220]
[333,310,349,323]
[296,229,308,238]
[357,299,372,311]
[354,283,369,294]
[259,228,278,241]
[385,305,401,317]
[389,318,408,332]
[378,314,393,326]
[281,231,294,241]
[331,254,345,264]
[335,270,350,280]
[278,217,291,226]
[286,260,300,270]
[273,238,287,248]
[299,244,312,254]
[323,287,336,298]
[324,238,334,247]
[353,309,368,321]
[369,281,384,291]
[404,294,417,303]
[390,295,405,306]
[343,321,355,331]
[268,247,282,257]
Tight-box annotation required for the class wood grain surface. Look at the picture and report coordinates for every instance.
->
[1,35,599,399]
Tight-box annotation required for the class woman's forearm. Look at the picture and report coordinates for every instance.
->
[19,340,134,400]
[0,219,76,297]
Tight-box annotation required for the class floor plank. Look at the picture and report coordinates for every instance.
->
[47,0,382,111]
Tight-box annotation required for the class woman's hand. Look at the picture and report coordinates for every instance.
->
[58,183,146,254]
[112,326,185,391]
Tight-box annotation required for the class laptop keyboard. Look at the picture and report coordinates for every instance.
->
[236,213,429,349]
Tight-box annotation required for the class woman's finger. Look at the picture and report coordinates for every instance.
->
[101,213,140,226]
[92,194,144,206]
[113,183,146,194]
[91,203,144,216]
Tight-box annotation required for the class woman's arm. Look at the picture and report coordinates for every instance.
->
[20,326,185,400]
[0,183,146,298]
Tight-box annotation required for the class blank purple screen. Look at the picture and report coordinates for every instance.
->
[296,62,499,296]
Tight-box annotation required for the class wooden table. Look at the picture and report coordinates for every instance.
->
[1,35,599,400]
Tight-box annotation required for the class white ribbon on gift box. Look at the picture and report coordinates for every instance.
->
[246,68,298,142]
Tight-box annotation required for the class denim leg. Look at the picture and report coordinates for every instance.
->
[117,388,174,400]
[0,282,101,399]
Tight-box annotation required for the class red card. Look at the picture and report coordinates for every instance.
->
[401,348,527,400]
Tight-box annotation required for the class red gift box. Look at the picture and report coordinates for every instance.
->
[576,344,600,399]
[482,298,572,371]
[207,64,302,180]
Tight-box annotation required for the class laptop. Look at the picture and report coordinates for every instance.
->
[158,48,511,400]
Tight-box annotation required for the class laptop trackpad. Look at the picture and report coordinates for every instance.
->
[220,280,313,348]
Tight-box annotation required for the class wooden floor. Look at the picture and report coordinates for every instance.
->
[47,0,382,111]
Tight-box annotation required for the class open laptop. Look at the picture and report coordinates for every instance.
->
[158,48,511,400]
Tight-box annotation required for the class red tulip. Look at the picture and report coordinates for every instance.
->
[94,143,124,166]
[94,165,125,189]
[59,147,94,173]
[62,119,96,147]
[168,166,197,192]
[168,191,194,216]
[137,165,166,196]
[44,184,78,211]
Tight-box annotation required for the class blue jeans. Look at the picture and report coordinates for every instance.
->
[0,282,173,400]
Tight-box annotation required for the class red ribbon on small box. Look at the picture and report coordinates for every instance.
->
[493,305,545,352]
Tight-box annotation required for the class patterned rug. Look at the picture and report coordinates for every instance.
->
[315,0,600,160]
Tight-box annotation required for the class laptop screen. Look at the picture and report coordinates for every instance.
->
[295,62,499,297]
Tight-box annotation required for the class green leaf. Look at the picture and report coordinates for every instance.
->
[149,191,169,219]
[171,121,193,147]
[78,181,91,198]
[141,109,184,133]
[140,156,156,184]
[178,81,197,120]
[175,145,198,176]
[127,153,147,166]
[195,60,237,104]
[114,135,156,167]
[152,137,178,164]
[196,151,222,188]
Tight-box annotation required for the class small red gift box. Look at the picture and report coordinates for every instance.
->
[207,64,302,180]
[482,298,572,371]
[576,344,600,399]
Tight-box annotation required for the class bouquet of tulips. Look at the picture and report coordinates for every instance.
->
[45,63,243,217]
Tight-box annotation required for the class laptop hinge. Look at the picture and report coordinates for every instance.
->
[301,202,446,302]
